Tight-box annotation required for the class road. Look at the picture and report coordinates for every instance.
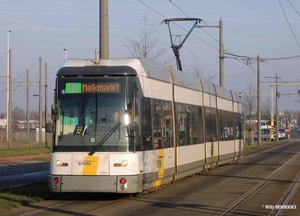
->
[1,133,300,216]
[0,161,49,189]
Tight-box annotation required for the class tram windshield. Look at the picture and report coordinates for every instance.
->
[53,77,134,152]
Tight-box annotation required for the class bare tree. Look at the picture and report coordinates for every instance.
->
[0,112,5,119]
[262,98,271,121]
[12,107,25,120]
[283,110,293,127]
[187,51,217,81]
[241,78,257,131]
[124,13,174,65]
[30,110,39,120]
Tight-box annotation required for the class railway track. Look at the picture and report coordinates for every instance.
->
[219,152,300,215]
[2,140,299,216]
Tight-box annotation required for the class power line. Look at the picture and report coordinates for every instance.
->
[140,0,300,91]
[278,0,300,49]
[139,0,219,50]
[0,58,40,92]
[143,1,299,64]
[287,0,300,17]
[168,0,189,17]
[225,52,300,61]
[138,0,166,18]
[0,52,8,62]
[167,0,238,55]
[262,63,291,98]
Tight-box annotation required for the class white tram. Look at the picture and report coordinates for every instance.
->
[47,57,243,193]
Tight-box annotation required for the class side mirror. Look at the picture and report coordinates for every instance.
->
[46,122,54,133]
[51,104,59,120]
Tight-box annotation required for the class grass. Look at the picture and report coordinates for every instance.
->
[0,142,278,211]
[0,147,51,158]
[0,147,53,211]
[243,140,277,151]
[0,182,62,211]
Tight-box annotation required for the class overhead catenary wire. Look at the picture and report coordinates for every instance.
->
[165,0,300,92]
[141,0,296,77]
[167,0,300,62]
[278,0,300,49]
[167,0,238,55]
[261,63,292,101]
[138,0,219,51]
[287,0,300,18]
[140,0,300,102]
[264,62,300,103]
[0,52,8,63]
[0,58,41,93]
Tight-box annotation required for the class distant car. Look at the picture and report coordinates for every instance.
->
[277,128,286,139]
[285,127,291,134]
[254,130,270,140]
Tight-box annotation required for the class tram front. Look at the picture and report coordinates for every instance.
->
[47,66,143,193]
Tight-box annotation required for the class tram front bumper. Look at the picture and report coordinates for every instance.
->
[48,175,143,193]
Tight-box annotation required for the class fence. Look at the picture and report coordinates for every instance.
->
[0,129,52,150]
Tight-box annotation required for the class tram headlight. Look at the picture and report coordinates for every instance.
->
[124,113,130,125]
[114,160,128,167]
[56,160,62,166]
[55,160,68,167]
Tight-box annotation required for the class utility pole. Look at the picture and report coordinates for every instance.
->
[270,84,275,140]
[45,62,48,147]
[99,0,109,59]
[275,74,279,142]
[6,29,11,143]
[197,18,224,86]
[39,57,42,147]
[257,55,261,145]
[8,49,12,148]
[219,18,224,87]
[63,48,67,60]
[264,75,281,142]
[26,69,30,142]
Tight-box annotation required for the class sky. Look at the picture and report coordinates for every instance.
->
[1,0,300,115]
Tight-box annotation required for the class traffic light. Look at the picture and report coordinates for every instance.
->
[268,119,276,126]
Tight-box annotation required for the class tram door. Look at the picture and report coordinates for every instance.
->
[152,100,175,179]
[205,107,217,165]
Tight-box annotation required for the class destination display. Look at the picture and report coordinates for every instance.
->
[64,82,120,94]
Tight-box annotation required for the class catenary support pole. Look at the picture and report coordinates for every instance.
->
[45,62,48,147]
[8,49,12,148]
[257,55,261,145]
[99,0,109,59]
[219,18,224,87]
[27,69,30,142]
[39,57,42,147]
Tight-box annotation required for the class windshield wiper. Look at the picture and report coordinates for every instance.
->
[88,122,121,156]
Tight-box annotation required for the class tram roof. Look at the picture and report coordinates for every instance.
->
[58,57,238,98]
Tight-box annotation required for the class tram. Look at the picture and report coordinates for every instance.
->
[47,55,243,193]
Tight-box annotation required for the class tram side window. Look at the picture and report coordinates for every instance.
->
[177,103,187,146]
[219,110,233,141]
[196,106,204,143]
[141,98,152,150]
[152,99,173,149]
[177,103,202,146]
[234,112,242,139]
[205,107,217,142]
